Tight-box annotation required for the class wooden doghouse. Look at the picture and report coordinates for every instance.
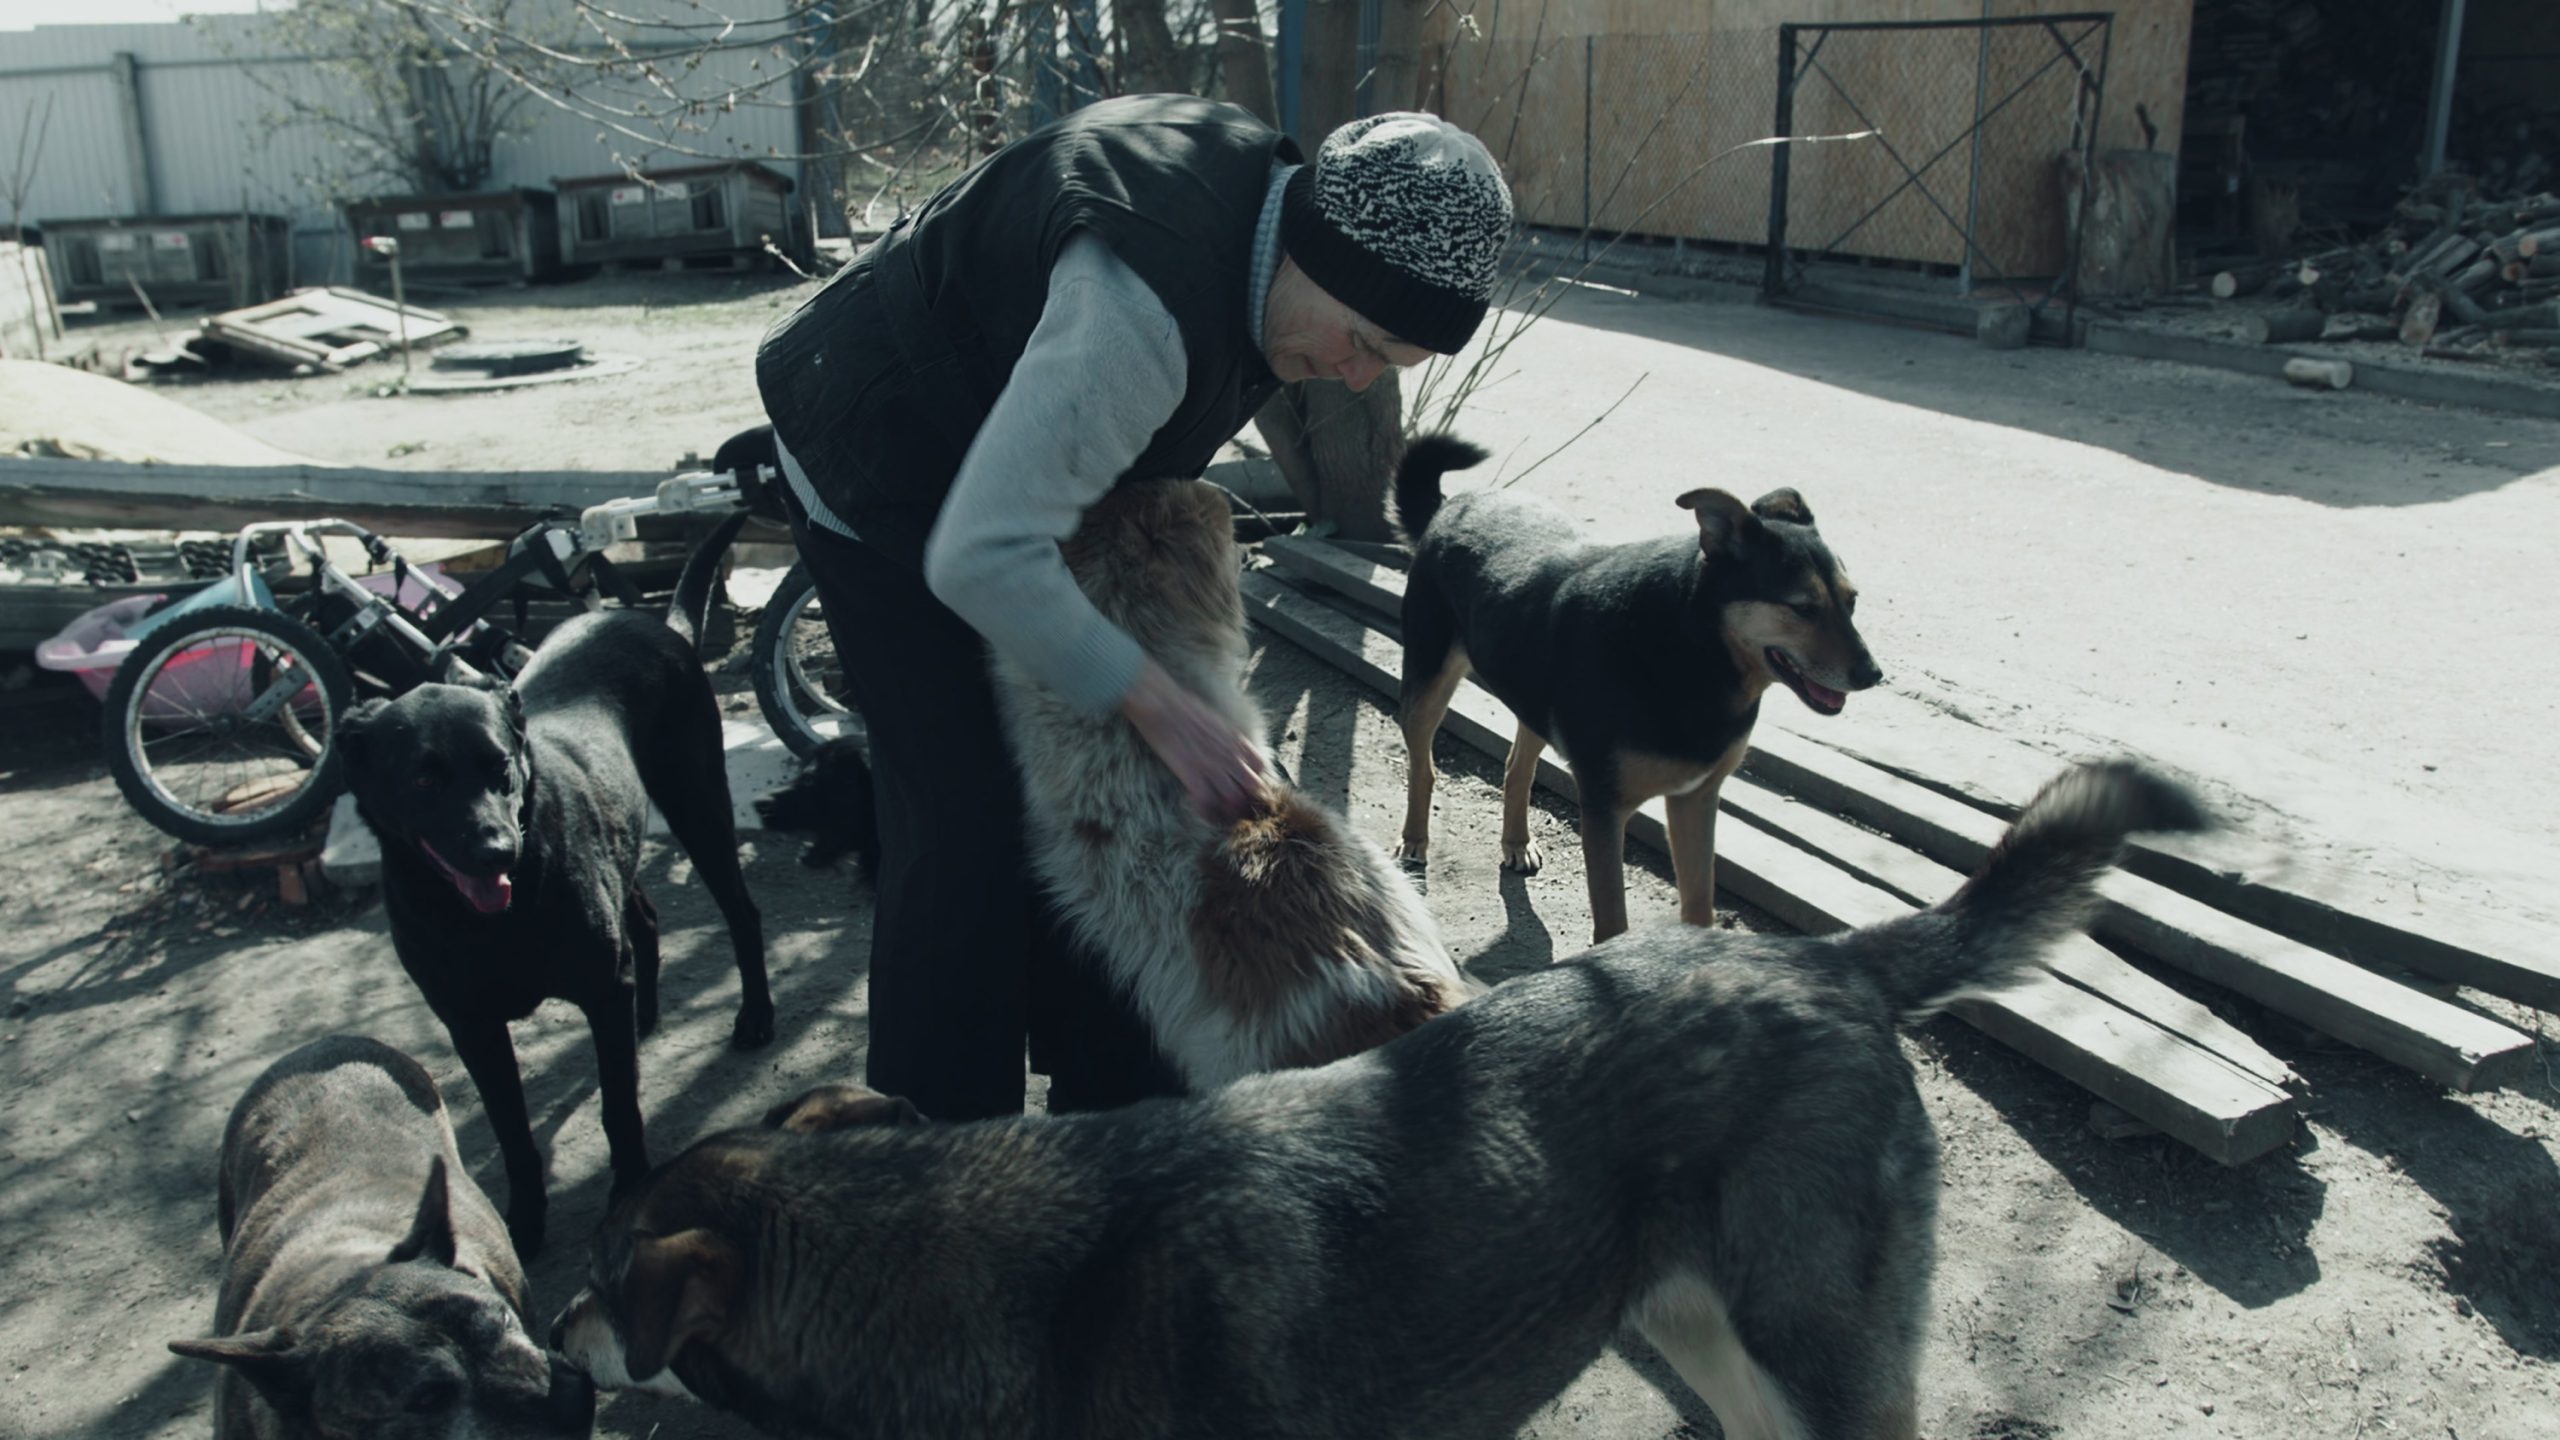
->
[39,213,290,311]
[346,190,561,286]
[552,162,803,271]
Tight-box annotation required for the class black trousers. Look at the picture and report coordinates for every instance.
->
[781,498,1184,1121]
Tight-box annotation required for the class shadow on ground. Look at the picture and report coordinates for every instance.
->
[1536,284,2560,509]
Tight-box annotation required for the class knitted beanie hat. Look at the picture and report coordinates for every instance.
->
[1280,112,1514,355]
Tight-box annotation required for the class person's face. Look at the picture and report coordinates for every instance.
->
[1262,258,1436,391]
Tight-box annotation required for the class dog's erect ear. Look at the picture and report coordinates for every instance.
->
[388,1156,460,1268]
[762,1085,928,1134]
[335,698,387,771]
[169,1326,303,1406]
[434,655,515,698]
[1750,488,1815,527]
[1676,488,1763,561]
[621,1230,741,1381]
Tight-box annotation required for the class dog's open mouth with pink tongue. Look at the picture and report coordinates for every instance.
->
[421,840,514,915]
[1765,647,1849,717]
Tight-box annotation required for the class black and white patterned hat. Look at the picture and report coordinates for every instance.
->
[1281,112,1513,355]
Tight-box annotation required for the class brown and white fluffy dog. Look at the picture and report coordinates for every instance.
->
[992,479,1472,1091]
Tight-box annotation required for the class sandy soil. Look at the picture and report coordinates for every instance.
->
[3,273,2556,1440]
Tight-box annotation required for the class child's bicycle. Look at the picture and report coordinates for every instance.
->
[100,467,770,846]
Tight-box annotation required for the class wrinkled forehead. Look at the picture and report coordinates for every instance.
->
[305,1287,482,1364]
[384,689,514,756]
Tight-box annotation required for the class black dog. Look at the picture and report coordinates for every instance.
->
[338,512,770,1256]
[753,737,880,876]
[1396,435,1883,943]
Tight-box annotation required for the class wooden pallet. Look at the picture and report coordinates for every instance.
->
[1242,537,2546,1160]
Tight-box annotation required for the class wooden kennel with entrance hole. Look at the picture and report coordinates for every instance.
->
[40,212,290,311]
[551,162,804,271]
[346,190,562,287]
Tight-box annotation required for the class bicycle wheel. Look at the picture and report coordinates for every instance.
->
[102,605,356,846]
[750,562,865,759]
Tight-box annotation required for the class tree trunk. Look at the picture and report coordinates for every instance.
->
[2060,148,2178,299]
[1253,370,1406,537]
[1372,0,1427,120]
[1248,0,1432,542]
[1112,0,1185,95]
[1206,0,1275,124]
[1300,0,1364,139]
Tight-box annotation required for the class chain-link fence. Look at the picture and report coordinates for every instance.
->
[1767,14,2116,306]
[1428,13,2119,307]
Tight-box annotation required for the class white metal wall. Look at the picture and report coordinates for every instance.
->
[0,9,807,284]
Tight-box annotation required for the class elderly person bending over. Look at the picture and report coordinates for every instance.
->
[757,93,1513,1122]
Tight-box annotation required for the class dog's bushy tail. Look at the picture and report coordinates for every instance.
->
[666,508,752,651]
[1842,761,2208,1023]
[1391,432,1492,542]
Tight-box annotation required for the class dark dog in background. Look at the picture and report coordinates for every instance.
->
[753,738,880,877]
[337,518,770,1256]
[553,762,2204,1440]
[169,1035,595,1440]
[716,422,883,878]
[1395,435,1884,942]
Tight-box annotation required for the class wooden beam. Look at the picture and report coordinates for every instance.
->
[2112,845,2560,1015]
[1239,571,2299,1164]
[1713,772,2300,1095]
[1708,808,2297,1167]
[1741,728,2533,1092]
[1747,714,2560,1015]
[0,457,668,540]
[1262,535,1403,618]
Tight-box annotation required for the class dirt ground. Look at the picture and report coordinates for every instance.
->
[4,272,2557,1440]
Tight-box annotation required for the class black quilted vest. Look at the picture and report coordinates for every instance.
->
[756,94,1297,568]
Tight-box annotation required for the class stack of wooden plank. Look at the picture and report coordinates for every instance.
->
[1247,536,2553,1167]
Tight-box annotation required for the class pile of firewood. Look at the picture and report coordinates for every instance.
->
[2207,176,2560,359]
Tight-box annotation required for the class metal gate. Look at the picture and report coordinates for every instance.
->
[1763,13,2118,322]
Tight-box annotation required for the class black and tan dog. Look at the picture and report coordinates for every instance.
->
[551,762,2202,1440]
[169,1035,595,1440]
[337,517,770,1256]
[1395,435,1883,942]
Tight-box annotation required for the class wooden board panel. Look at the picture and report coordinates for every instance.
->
[0,457,667,541]
[1425,0,2195,271]
[1238,569,2298,1164]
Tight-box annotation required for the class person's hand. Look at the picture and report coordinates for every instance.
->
[1118,658,1268,825]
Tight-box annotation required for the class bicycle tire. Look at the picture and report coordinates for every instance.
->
[102,605,356,846]
[750,562,865,760]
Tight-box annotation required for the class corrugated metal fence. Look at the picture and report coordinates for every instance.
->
[0,15,805,287]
